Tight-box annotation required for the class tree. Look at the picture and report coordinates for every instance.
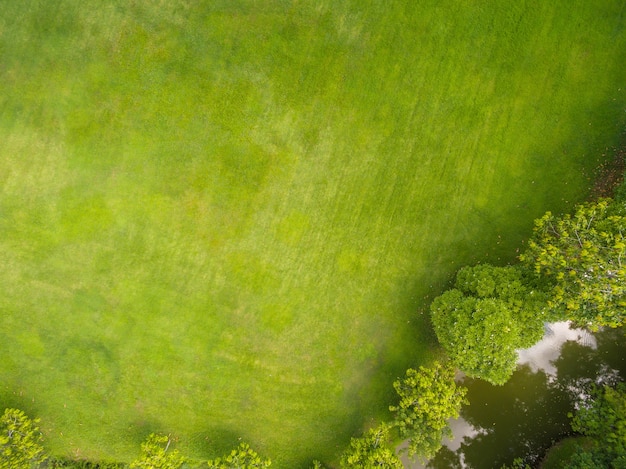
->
[207,443,271,469]
[565,383,626,467]
[339,423,402,469]
[0,408,48,469]
[431,291,520,385]
[454,263,551,345]
[520,198,626,329]
[563,449,607,469]
[500,458,531,469]
[430,264,546,385]
[129,433,184,469]
[389,362,467,461]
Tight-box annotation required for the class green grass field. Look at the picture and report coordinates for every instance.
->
[0,0,625,466]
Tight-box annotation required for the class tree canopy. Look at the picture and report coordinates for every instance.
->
[0,408,47,469]
[129,434,185,469]
[520,198,626,330]
[430,264,546,385]
[389,362,467,460]
[339,423,402,469]
[207,443,271,469]
[565,383,626,467]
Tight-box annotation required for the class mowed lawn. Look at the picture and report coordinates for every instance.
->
[0,0,625,466]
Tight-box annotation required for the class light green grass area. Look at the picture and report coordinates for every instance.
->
[0,0,625,466]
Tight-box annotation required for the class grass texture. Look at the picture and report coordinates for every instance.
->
[0,0,625,466]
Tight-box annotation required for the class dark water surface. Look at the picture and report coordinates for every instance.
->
[401,323,626,468]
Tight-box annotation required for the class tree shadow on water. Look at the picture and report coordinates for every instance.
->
[554,327,626,397]
[457,366,573,468]
[426,367,572,468]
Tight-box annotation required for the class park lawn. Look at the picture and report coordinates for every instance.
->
[0,0,625,466]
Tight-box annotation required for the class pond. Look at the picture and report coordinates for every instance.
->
[400,323,626,468]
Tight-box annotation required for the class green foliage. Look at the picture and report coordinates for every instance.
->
[389,362,467,461]
[339,424,402,469]
[129,434,184,469]
[430,265,546,385]
[499,458,531,469]
[206,443,271,469]
[565,383,626,467]
[520,198,626,330]
[432,292,519,384]
[0,408,47,469]
[563,450,607,469]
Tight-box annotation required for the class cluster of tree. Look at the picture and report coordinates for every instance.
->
[4,165,623,469]
[501,382,626,468]
[339,184,626,467]
[337,361,467,468]
[1,363,466,469]
[430,196,626,385]
[520,197,626,330]
[431,264,548,385]
[0,407,271,469]
[130,435,271,469]
[335,188,626,467]
[564,382,626,467]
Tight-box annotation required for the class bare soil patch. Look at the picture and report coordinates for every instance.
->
[590,139,626,199]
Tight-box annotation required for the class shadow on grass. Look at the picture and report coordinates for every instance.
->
[186,426,250,461]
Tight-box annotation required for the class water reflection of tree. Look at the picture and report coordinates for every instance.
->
[427,446,464,469]
[460,366,571,468]
[554,327,626,401]
[426,327,626,468]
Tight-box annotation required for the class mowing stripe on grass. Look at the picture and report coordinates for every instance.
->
[0,0,625,466]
